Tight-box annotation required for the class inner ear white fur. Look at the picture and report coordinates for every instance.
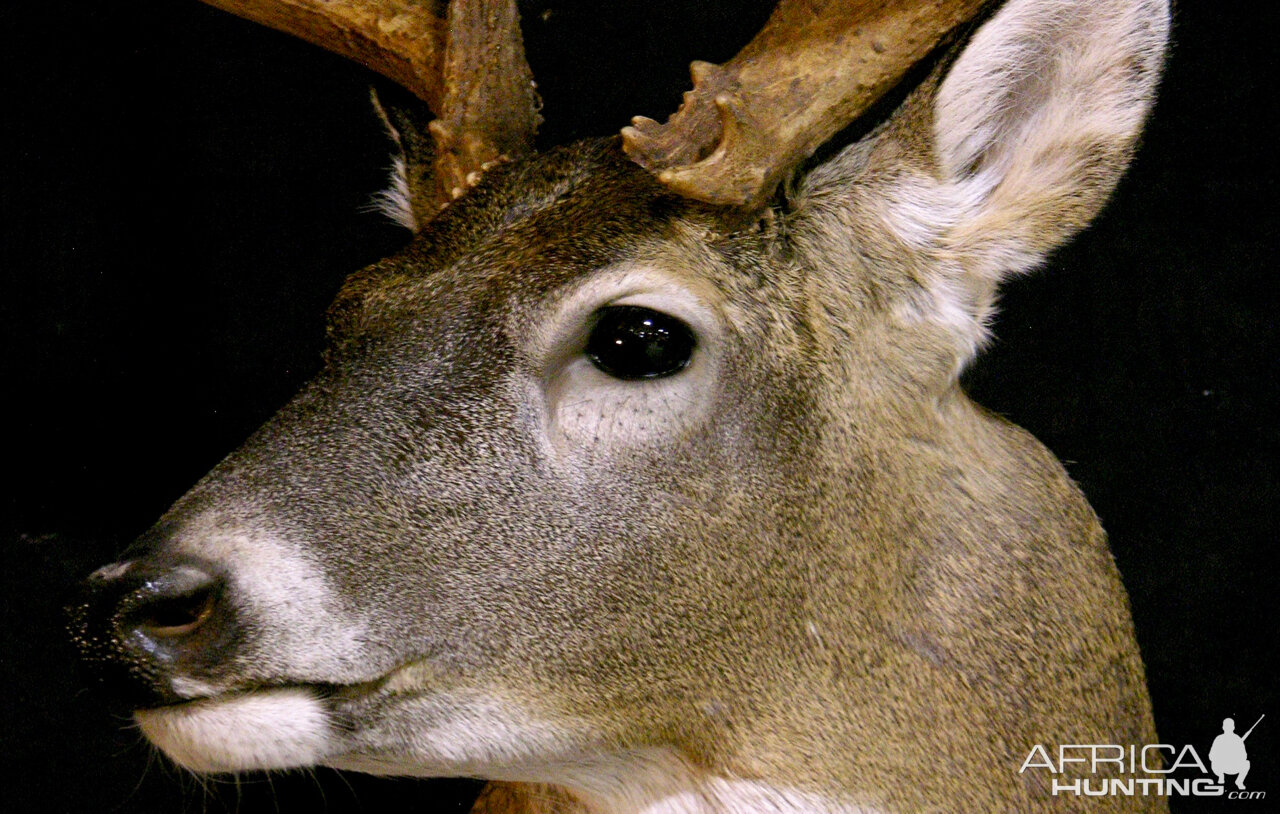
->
[933,0,1169,280]
[367,87,420,232]
[371,154,419,232]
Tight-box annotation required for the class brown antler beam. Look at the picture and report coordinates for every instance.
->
[196,0,448,109]
[196,0,540,214]
[429,0,541,204]
[622,0,995,210]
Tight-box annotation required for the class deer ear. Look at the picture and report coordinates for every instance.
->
[369,86,438,233]
[932,0,1169,280]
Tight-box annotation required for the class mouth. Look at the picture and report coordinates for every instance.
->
[135,684,345,773]
[132,666,414,773]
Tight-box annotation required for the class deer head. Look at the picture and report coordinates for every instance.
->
[69,1,1171,811]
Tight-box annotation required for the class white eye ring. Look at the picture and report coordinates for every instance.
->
[526,264,725,454]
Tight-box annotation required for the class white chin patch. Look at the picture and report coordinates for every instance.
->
[136,687,332,773]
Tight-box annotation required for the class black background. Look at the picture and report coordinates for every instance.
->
[2,1,1274,812]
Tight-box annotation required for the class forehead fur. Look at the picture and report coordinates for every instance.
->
[376,141,702,273]
[327,138,743,350]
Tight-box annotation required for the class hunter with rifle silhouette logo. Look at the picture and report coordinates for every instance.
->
[1210,714,1264,789]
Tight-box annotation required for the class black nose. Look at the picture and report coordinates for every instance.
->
[67,557,231,708]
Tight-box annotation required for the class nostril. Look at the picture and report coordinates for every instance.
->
[131,583,219,638]
[118,564,224,643]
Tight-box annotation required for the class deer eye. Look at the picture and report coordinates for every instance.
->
[586,306,696,380]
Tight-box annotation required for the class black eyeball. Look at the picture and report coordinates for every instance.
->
[586,306,696,380]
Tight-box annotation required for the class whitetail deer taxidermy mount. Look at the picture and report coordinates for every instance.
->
[69,0,1171,811]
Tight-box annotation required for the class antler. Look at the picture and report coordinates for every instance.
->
[196,0,539,211]
[622,0,994,210]
[429,0,540,205]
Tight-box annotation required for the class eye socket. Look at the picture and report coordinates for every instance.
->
[585,305,696,380]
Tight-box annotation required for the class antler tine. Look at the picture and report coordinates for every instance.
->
[622,0,995,210]
[197,0,540,212]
